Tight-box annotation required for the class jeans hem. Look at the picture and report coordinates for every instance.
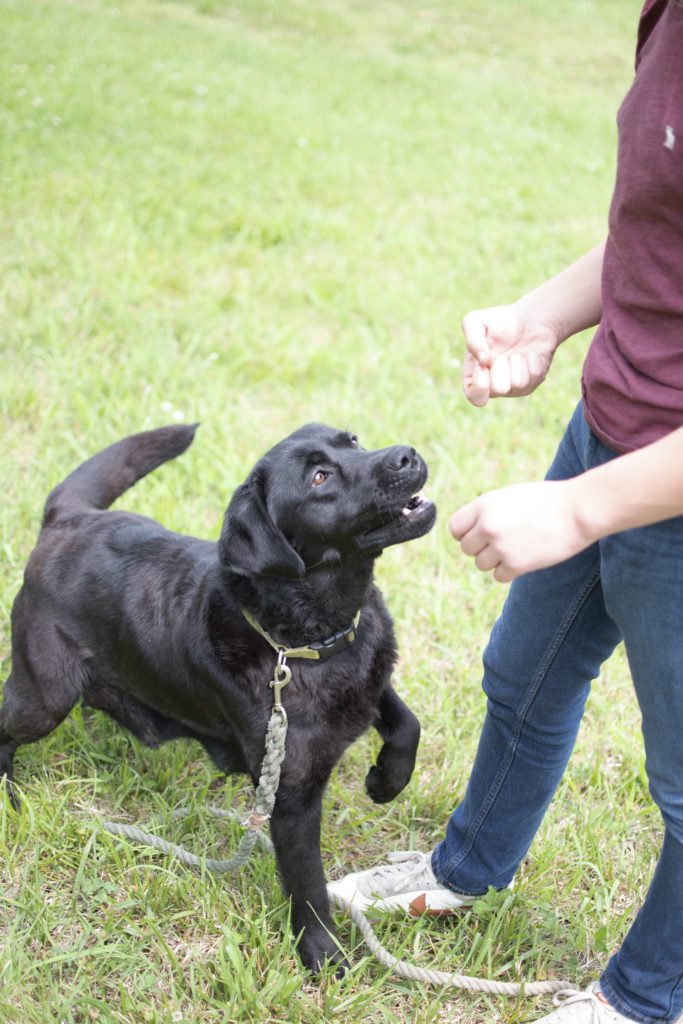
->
[429,849,489,896]
[600,974,674,1024]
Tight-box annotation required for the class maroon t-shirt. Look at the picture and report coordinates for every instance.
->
[582,0,683,453]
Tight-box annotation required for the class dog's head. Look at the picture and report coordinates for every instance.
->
[219,425,436,579]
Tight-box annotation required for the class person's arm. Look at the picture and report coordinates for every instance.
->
[514,239,606,341]
[462,240,606,406]
[450,423,683,582]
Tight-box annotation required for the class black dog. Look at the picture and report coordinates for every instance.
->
[0,423,436,972]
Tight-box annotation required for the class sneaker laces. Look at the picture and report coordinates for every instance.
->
[549,984,627,1023]
[357,850,437,898]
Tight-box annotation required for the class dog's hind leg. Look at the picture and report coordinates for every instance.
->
[0,621,86,808]
[0,712,19,809]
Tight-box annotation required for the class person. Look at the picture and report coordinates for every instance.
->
[327,2,683,1021]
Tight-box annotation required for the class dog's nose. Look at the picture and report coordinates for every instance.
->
[386,446,417,472]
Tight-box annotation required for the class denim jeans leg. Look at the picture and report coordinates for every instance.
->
[432,404,622,892]
[598,515,683,1023]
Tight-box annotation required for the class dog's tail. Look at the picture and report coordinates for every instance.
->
[42,423,199,526]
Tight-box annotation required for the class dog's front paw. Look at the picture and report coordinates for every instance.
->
[298,930,350,978]
[365,762,410,804]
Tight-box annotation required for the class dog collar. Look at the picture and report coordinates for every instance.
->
[242,607,361,662]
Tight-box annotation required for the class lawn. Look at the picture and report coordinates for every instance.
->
[0,1,650,1022]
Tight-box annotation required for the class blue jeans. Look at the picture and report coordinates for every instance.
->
[431,402,683,1023]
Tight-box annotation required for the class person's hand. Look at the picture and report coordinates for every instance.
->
[461,304,563,407]
[449,479,593,582]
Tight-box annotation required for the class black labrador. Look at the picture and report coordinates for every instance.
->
[0,423,436,972]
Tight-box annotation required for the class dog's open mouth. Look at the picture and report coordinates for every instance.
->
[402,490,429,518]
[356,488,437,552]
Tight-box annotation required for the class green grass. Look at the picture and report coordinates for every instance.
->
[0,1,653,1021]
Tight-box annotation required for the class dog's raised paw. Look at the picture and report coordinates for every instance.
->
[365,763,406,804]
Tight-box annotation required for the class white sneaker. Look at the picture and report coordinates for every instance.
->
[531,983,635,1023]
[326,850,479,916]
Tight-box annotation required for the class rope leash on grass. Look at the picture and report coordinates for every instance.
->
[327,889,566,995]
[103,705,285,872]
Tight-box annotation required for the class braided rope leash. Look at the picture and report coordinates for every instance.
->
[103,706,286,873]
[327,889,567,995]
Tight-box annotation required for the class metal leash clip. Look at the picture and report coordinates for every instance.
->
[269,649,292,715]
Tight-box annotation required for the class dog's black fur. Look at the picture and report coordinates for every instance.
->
[0,423,436,972]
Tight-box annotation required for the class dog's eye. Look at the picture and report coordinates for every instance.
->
[312,470,329,487]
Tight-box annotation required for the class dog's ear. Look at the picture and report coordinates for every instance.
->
[218,471,305,580]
